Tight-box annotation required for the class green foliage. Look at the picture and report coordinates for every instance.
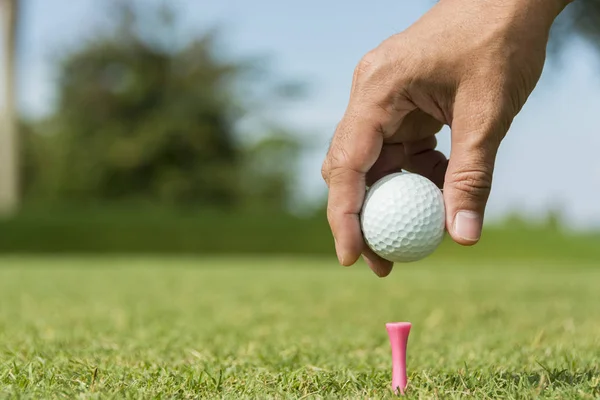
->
[241,130,305,210]
[22,4,305,211]
[0,258,599,398]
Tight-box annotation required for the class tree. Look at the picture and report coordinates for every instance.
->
[241,130,305,211]
[0,0,19,216]
[25,3,305,211]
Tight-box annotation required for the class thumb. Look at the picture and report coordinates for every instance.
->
[444,93,507,246]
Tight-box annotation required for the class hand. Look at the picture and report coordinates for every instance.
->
[321,0,570,277]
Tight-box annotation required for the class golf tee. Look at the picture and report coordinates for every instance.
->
[386,322,411,395]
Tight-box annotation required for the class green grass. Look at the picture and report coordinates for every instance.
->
[1,256,599,398]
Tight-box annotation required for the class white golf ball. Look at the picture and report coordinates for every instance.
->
[360,172,446,262]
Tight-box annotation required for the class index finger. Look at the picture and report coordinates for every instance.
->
[325,108,390,267]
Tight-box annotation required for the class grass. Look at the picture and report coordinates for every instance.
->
[0,256,599,398]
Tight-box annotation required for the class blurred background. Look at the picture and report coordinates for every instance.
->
[0,0,599,260]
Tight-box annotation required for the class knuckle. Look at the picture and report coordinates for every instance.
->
[327,164,351,186]
[321,160,330,183]
[355,49,380,78]
[328,142,352,172]
[448,167,493,200]
[322,133,347,185]
[353,46,394,87]
[355,34,408,81]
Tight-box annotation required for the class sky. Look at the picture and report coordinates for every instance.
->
[7,0,600,228]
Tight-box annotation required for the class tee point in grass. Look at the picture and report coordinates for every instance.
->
[386,322,412,395]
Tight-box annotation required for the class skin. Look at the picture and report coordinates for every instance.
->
[321,0,575,277]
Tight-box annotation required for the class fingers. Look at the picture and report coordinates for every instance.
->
[362,244,393,277]
[323,48,417,268]
[404,137,448,189]
[323,108,390,267]
[389,109,444,144]
[365,144,405,186]
[367,110,445,186]
[443,89,507,245]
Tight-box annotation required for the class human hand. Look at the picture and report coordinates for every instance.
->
[321,0,571,276]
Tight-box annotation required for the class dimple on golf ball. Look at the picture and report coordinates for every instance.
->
[360,172,446,262]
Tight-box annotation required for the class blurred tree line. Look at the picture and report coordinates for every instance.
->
[19,3,306,212]
[0,0,597,218]
[0,0,598,254]
[10,0,598,213]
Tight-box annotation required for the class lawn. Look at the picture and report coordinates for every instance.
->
[0,256,599,398]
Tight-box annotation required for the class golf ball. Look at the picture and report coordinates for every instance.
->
[360,172,445,262]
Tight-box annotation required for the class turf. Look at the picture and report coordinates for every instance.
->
[0,256,599,399]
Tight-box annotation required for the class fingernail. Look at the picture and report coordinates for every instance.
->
[453,211,482,241]
[334,237,345,265]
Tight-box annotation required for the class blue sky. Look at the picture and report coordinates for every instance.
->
[9,0,600,228]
